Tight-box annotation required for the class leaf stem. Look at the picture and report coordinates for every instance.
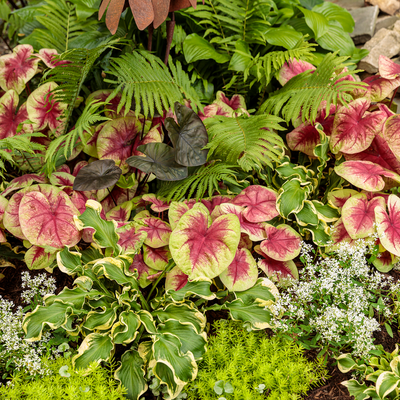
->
[107,187,117,207]
[146,260,175,303]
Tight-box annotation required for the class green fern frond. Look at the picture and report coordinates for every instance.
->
[259,52,368,124]
[157,162,238,201]
[105,51,202,118]
[204,114,285,172]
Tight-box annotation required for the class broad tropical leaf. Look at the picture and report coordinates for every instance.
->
[25,246,56,270]
[278,58,316,86]
[136,217,172,248]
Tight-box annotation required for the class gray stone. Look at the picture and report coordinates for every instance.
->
[359,28,400,72]
[393,19,400,31]
[326,0,365,9]
[368,0,400,15]
[350,6,380,44]
[375,14,400,32]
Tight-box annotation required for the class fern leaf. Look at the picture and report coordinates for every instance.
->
[203,114,285,172]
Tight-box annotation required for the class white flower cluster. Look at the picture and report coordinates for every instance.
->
[271,240,399,358]
[20,271,56,305]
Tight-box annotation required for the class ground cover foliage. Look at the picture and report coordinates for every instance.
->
[2,0,400,399]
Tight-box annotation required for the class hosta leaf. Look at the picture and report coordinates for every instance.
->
[169,204,240,280]
[143,245,171,271]
[335,161,400,192]
[137,216,172,248]
[276,179,311,218]
[111,310,141,344]
[83,304,119,331]
[260,224,302,261]
[219,247,258,292]
[166,278,216,302]
[376,371,399,400]
[231,185,278,223]
[340,380,369,400]
[57,246,84,276]
[73,333,114,369]
[25,245,56,270]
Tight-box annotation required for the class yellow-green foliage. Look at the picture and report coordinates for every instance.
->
[184,320,328,400]
[0,357,127,400]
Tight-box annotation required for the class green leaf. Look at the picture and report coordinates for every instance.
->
[316,22,355,56]
[214,381,224,395]
[299,7,329,40]
[376,371,399,399]
[45,286,103,309]
[111,310,141,345]
[276,179,311,219]
[385,323,394,338]
[167,280,216,302]
[229,40,251,72]
[57,247,84,276]
[83,303,119,331]
[183,33,230,64]
[336,354,358,373]
[341,379,370,400]
[265,27,303,50]
[299,0,323,9]
[312,2,354,32]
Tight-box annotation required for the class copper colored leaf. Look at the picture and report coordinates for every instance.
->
[105,0,125,35]
[152,0,170,28]
[129,0,154,30]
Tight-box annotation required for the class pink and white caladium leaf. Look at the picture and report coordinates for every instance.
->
[260,224,302,262]
[116,222,147,254]
[0,195,8,224]
[335,160,400,192]
[232,185,279,223]
[168,201,196,230]
[214,91,249,117]
[82,125,102,158]
[36,49,68,69]
[165,266,189,291]
[169,203,241,280]
[201,195,233,214]
[219,203,266,241]
[1,173,48,197]
[239,233,252,250]
[0,45,39,94]
[379,55,400,80]
[142,194,170,212]
[72,161,89,177]
[19,185,81,248]
[49,172,75,187]
[136,216,172,248]
[255,245,298,283]
[342,193,385,239]
[25,245,56,270]
[26,82,67,133]
[129,252,158,288]
[372,250,398,272]
[56,164,71,174]
[327,189,359,209]
[353,75,400,103]
[143,244,171,271]
[328,217,354,249]
[278,58,315,86]
[330,98,386,154]
[198,103,231,121]
[382,115,400,164]
[375,194,400,256]
[0,90,32,140]
[219,246,258,292]
[106,201,133,222]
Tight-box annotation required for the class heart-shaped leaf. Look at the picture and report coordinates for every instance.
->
[143,245,171,271]
[328,217,354,250]
[372,250,398,273]
[354,75,400,103]
[169,204,240,280]
[36,48,68,69]
[278,58,316,86]
[129,252,157,288]
[201,195,233,213]
[168,201,194,230]
[383,115,400,164]
[165,266,189,291]
[73,159,122,191]
[1,173,47,197]
[142,194,170,212]
[379,55,400,80]
[327,189,359,209]
[117,222,147,255]
[165,102,208,167]
[25,245,56,270]
[137,216,172,248]
[127,142,188,181]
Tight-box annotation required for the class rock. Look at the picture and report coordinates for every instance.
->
[349,6,380,44]
[326,0,365,9]
[375,14,400,32]
[368,0,400,16]
[359,28,400,72]
[393,19,400,31]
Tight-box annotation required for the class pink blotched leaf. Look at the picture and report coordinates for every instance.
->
[353,75,400,103]
[372,250,398,272]
[278,58,315,86]
[129,252,156,288]
[72,161,89,177]
[239,233,252,250]
[0,195,8,224]
[49,172,75,187]
[56,164,71,174]
[0,229,6,243]
[117,222,147,254]
[327,189,359,209]
[0,90,32,140]
[143,244,171,271]
[26,82,67,133]
[383,115,400,164]
[379,55,400,80]
[137,217,172,248]
[101,187,138,214]
[142,194,170,212]
[335,160,400,192]
[260,224,301,261]
[106,201,133,222]
[328,217,354,248]
[375,194,400,256]
[25,245,56,270]
[198,103,231,121]
[82,124,103,158]
[214,91,249,117]
[0,45,39,94]
[201,195,233,214]
[165,265,189,291]
[168,201,196,230]
[232,185,279,223]
[18,185,81,248]
[169,204,241,280]
[219,247,258,292]
[1,173,47,197]
[36,49,68,69]
[342,193,385,239]
[330,98,386,154]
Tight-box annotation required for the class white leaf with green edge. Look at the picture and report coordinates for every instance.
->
[115,350,148,400]
[312,2,354,32]
[25,245,56,270]
[169,204,240,280]
[183,33,230,64]
[73,333,114,370]
[75,199,120,254]
[45,286,103,309]
[376,371,400,399]
[228,40,251,72]
[276,179,311,218]
[111,310,141,345]
[341,379,370,400]
[57,246,84,276]
[299,6,329,40]
[336,354,358,373]
[157,320,207,360]
[167,278,216,302]
[83,303,119,331]
[23,302,73,341]
[265,26,303,49]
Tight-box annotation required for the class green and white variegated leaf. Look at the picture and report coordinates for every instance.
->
[57,246,84,276]
[340,379,371,400]
[166,278,216,303]
[83,302,119,331]
[138,310,158,334]
[138,340,153,366]
[111,310,141,345]
[116,286,140,309]
[376,371,400,400]
[336,353,359,373]
[44,286,103,309]
[390,356,400,376]
[115,350,148,400]
[73,332,114,370]
[295,200,319,226]
[157,320,207,360]
[74,200,121,255]
[23,302,74,341]
[312,200,339,223]
[74,276,93,291]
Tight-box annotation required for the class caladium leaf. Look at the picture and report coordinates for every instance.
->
[72,161,88,177]
[129,252,158,288]
[19,185,81,248]
[49,172,75,187]
[137,217,172,248]
[330,98,386,155]
[219,247,258,292]
[214,91,248,116]
[372,250,398,273]
[335,161,400,192]
[383,115,400,164]
[0,45,39,94]
[278,58,315,86]
[201,195,233,213]
[143,244,171,271]
[0,195,7,224]
[73,159,122,191]
[1,173,47,197]
[82,124,102,158]
[379,55,400,79]
[165,266,189,291]
[198,103,231,121]
[86,89,134,119]
[328,217,354,250]
[106,201,133,222]
[36,49,67,69]
[26,82,67,133]
[354,75,400,103]
[25,245,56,270]
[101,186,138,214]
[342,193,385,239]
[142,194,170,212]
[165,102,208,167]
[260,224,301,261]
[169,204,241,280]
[127,142,188,181]
[375,194,400,256]
[327,189,359,209]
[168,201,195,230]
[231,185,278,223]
[116,223,147,254]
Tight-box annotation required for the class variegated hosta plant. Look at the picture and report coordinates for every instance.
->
[22,200,279,400]
[337,345,400,400]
